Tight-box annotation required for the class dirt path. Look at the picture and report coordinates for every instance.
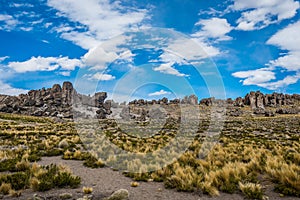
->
[7,156,298,200]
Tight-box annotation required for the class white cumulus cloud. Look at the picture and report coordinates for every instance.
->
[47,0,148,50]
[231,0,300,30]
[267,21,300,52]
[232,20,300,90]
[232,68,276,85]
[0,81,28,96]
[87,72,116,81]
[149,89,171,97]
[153,62,186,77]
[193,17,233,41]
[8,56,83,73]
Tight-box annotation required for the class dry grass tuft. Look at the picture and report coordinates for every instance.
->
[82,186,93,194]
[239,182,264,199]
[0,183,12,195]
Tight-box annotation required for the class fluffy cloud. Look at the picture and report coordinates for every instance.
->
[149,89,171,96]
[83,46,118,70]
[153,62,186,77]
[268,52,300,71]
[191,18,229,59]
[0,81,28,96]
[87,72,116,81]
[231,0,300,30]
[0,56,9,62]
[193,18,233,41]
[8,56,83,73]
[232,68,275,85]
[233,20,300,90]
[258,73,300,90]
[59,31,102,50]
[151,35,220,77]
[82,35,133,70]
[58,71,71,76]
[267,21,300,52]
[47,0,147,50]
[0,14,19,31]
[166,38,220,61]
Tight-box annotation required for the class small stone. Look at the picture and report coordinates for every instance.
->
[131,181,139,187]
[279,194,284,197]
[58,139,69,148]
[59,192,73,199]
[105,189,129,200]
[33,194,43,200]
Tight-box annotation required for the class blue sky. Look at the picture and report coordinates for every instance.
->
[0,0,300,101]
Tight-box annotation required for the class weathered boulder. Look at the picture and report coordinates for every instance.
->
[244,91,265,109]
[276,108,300,114]
[234,97,244,107]
[265,110,275,117]
[253,107,265,115]
[200,97,215,106]
[94,92,107,107]
[62,81,74,105]
[104,189,129,200]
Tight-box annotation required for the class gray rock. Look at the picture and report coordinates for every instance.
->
[265,110,275,117]
[105,189,129,200]
[58,139,69,148]
[59,193,73,199]
[253,107,265,115]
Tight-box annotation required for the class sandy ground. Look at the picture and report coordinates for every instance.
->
[6,156,299,200]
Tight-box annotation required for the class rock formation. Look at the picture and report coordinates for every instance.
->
[0,82,110,119]
[0,83,299,119]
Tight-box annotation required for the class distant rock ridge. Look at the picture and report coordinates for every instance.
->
[0,83,299,118]
[0,81,109,119]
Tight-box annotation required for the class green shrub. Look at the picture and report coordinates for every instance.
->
[28,154,41,162]
[83,155,105,168]
[6,172,30,190]
[274,184,300,197]
[32,164,81,192]
[42,148,64,157]
[0,159,18,172]
[54,172,81,188]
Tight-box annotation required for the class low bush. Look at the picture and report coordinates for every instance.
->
[239,182,264,199]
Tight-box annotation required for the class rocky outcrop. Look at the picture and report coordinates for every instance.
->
[1,84,299,119]
[244,91,265,109]
[242,91,299,109]
[199,97,215,106]
[181,95,198,105]
[0,82,109,119]
[199,91,299,115]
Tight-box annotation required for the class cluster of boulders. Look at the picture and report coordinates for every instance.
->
[120,105,168,122]
[0,82,110,119]
[199,91,300,109]
[242,91,300,108]
[128,95,198,106]
[232,91,300,115]
[121,95,199,122]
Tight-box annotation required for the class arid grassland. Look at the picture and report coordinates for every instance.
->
[0,111,299,199]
